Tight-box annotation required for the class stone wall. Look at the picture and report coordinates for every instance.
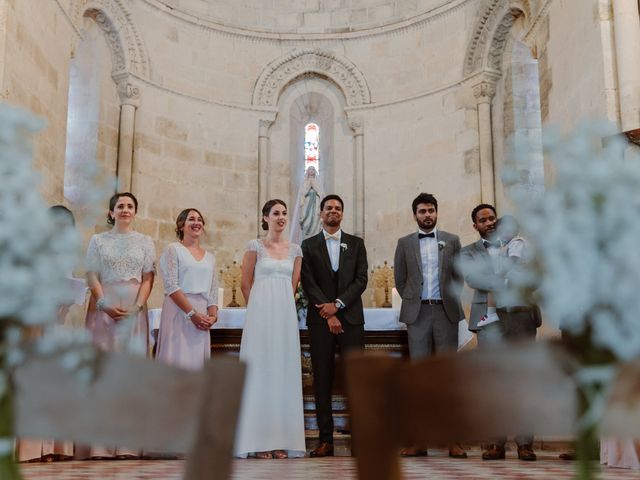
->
[0,0,631,307]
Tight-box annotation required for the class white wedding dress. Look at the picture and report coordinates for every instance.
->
[234,240,306,457]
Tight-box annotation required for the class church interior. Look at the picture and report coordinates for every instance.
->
[3,0,640,479]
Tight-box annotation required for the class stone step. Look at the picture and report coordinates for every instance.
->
[304,412,349,431]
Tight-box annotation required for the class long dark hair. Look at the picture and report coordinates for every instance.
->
[175,208,206,240]
[107,192,138,225]
[261,199,287,231]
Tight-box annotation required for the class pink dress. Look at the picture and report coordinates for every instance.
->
[601,438,640,469]
[76,230,155,459]
[155,243,218,371]
[14,279,83,461]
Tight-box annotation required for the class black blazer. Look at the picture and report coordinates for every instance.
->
[301,231,368,326]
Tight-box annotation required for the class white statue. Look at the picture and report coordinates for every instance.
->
[290,166,324,244]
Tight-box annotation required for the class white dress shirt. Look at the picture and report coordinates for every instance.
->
[323,229,342,272]
[419,228,441,300]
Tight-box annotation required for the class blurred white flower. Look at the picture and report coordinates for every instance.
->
[505,123,640,361]
[0,438,12,456]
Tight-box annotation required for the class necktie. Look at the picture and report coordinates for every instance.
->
[324,232,340,241]
[483,239,501,248]
[419,232,435,239]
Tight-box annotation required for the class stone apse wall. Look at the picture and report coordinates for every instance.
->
[0,0,626,307]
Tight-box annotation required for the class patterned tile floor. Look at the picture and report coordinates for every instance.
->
[19,451,640,479]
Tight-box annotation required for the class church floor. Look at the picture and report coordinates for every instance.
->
[19,451,640,479]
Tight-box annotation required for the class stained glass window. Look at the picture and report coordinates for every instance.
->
[304,123,319,173]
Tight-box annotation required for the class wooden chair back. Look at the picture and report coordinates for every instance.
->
[345,341,576,480]
[14,352,245,480]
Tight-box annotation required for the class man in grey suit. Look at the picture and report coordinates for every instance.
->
[394,192,467,459]
[459,203,540,461]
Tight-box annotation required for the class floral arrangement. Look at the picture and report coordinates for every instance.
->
[0,104,94,479]
[504,123,640,479]
[294,282,308,323]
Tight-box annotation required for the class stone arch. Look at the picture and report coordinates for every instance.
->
[70,0,150,81]
[252,48,371,107]
[463,0,531,76]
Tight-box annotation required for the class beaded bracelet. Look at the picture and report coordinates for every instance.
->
[96,298,106,311]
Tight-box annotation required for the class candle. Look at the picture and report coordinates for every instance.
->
[392,288,402,310]
[218,287,225,308]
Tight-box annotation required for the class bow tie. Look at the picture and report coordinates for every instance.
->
[324,232,340,241]
[418,232,435,239]
[483,239,502,248]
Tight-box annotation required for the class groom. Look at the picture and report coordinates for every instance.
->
[301,194,368,457]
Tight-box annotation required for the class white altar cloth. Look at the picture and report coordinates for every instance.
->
[148,307,405,333]
[148,307,472,349]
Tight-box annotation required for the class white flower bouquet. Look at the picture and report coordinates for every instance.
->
[504,123,640,479]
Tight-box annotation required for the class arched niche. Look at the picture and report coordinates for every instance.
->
[255,50,369,237]
[63,15,120,206]
[268,75,356,233]
[466,1,543,212]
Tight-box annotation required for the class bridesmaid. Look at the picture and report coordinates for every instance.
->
[156,208,218,370]
[79,192,156,460]
[15,206,77,462]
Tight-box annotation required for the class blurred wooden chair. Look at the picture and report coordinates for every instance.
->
[14,352,245,480]
[345,341,577,480]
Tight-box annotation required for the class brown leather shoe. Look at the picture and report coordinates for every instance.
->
[448,444,468,459]
[559,451,576,461]
[482,444,506,460]
[310,442,334,457]
[400,447,428,457]
[517,445,537,461]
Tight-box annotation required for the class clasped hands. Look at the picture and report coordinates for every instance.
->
[191,311,218,331]
[315,302,344,335]
[103,304,136,321]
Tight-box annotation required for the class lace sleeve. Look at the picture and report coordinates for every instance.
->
[290,243,303,259]
[246,239,259,252]
[159,243,181,295]
[246,239,263,260]
[143,235,157,274]
[85,235,101,274]
[207,253,219,307]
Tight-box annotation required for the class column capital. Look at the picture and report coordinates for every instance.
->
[258,118,275,137]
[472,80,496,103]
[347,115,364,136]
[116,77,141,107]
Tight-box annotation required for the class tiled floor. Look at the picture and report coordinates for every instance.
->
[19,451,640,479]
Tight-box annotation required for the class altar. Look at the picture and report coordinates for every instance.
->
[149,308,408,422]
[148,307,407,335]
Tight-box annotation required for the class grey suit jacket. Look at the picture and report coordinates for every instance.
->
[393,230,464,325]
[459,239,541,332]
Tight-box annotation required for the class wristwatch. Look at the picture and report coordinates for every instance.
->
[334,300,344,310]
[186,309,196,319]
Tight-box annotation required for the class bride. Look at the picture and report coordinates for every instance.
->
[234,199,306,459]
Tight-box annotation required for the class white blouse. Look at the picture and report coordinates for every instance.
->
[85,231,156,284]
[159,242,218,307]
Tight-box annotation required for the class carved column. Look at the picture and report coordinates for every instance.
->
[613,0,640,131]
[116,80,140,193]
[257,118,273,235]
[473,81,497,206]
[0,0,8,101]
[348,115,365,239]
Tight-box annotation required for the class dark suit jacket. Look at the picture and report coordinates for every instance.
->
[301,231,368,326]
[394,230,464,325]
